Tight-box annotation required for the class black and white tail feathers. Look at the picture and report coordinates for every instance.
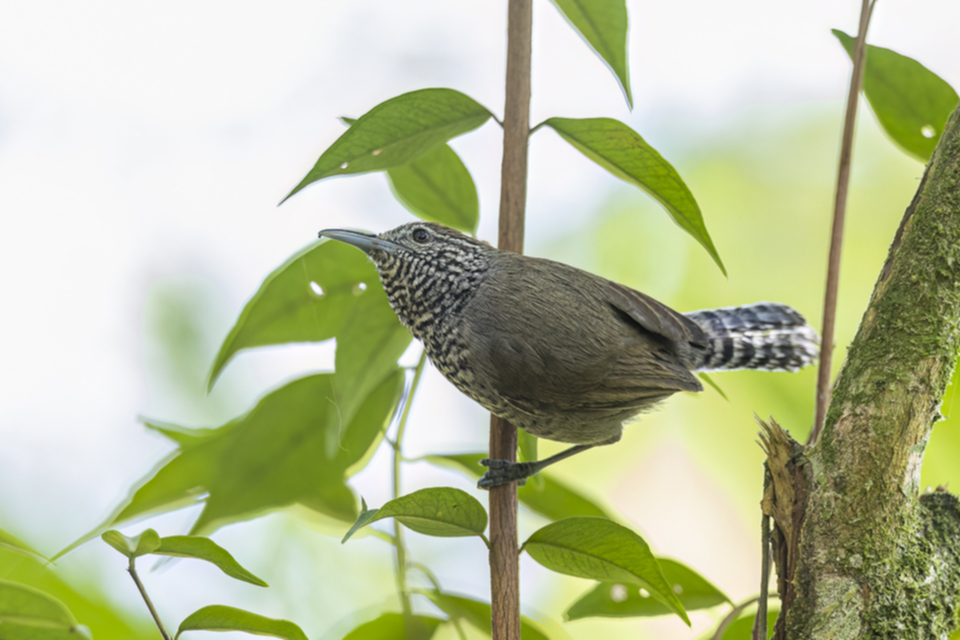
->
[685,302,819,372]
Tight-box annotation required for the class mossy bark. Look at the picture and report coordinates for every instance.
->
[767,104,960,639]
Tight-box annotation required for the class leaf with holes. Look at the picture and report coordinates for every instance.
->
[208,240,388,390]
[548,0,631,108]
[56,372,403,558]
[341,613,445,640]
[176,605,308,640]
[341,487,488,543]
[0,580,90,640]
[521,517,689,625]
[542,117,724,275]
[565,559,730,619]
[284,88,493,201]
[834,30,959,162]
[426,453,612,520]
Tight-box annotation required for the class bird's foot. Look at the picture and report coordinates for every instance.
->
[477,459,533,489]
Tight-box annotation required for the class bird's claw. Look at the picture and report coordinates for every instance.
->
[477,458,529,490]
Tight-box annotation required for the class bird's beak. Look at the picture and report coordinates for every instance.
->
[318,229,400,255]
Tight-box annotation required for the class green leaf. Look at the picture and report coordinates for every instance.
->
[698,372,729,401]
[176,605,308,640]
[521,517,689,625]
[341,613,444,640]
[341,488,487,543]
[548,0,631,108]
[100,529,160,558]
[565,558,730,620]
[833,30,959,162]
[386,143,480,234]
[719,609,778,639]
[57,372,403,558]
[0,528,45,561]
[426,453,611,520]
[340,501,382,544]
[284,88,493,201]
[153,535,268,586]
[208,239,393,390]
[542,117,725,275]
[0,580,89,640]
[423,591,549,640]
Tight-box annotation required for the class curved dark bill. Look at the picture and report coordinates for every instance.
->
[318,229,400,255]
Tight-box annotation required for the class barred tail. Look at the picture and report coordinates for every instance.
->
[684,302,819,372]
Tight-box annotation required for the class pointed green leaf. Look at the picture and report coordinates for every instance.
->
[153,536,267,586]
[521,517,689,625]
[833,30,959,162]
[548,0,631,108]
[0,580,90,640]
[0,528,45,561]
[698,372,729,401]
[386,143,480,234]
[423,591,549,640]
[176,605,308,640]
[565,558,730,619]
[58,372,403,557]
[542,117,724,275]
[101,529,160,558]
[341,613,444,640]
[341,503,382,544]
[341,488,487,542]
[208,240,385,390]
[426,453,611,520]
[284,88,493,201]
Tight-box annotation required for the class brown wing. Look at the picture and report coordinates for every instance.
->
[603,280,708,346]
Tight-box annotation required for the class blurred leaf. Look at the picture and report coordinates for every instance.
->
[101,529,160,558]
[153,535,267,586]
[341,612,444,640]
[58,372,403,557]
[0,528,45,561]
[342,488,487,543]
[521,517,689,625]
[565,558,730,619]
[424,591,549,640]
[718,609,778,639]
[542,117,725,275]
[208,240,388,390]
[0,543,150,639]
[0,580,90,640]
[518,430,538,463]
[698,372,729,401]
[833,30,959,162]
[427,453,611,520]
[548,0,631,108]
[284,88,492,201]
[331,272,412,454]
[175,605,307,640]
[386,143,480,234]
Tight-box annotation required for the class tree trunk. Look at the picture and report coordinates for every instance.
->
[763,104,960,639]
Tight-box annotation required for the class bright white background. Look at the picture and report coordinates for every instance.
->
[1,1,958,638]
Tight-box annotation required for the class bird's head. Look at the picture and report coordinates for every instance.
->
[318,222,495,334]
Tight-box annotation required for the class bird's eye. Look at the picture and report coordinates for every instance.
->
[412,228,430,243]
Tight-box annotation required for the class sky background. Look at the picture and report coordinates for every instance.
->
[2,1,959,639]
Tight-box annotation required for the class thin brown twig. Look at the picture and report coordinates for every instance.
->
[811,0,878,445]
[488,1,532,639]
[128,558,172,640]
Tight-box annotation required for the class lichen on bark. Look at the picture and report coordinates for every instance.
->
[773,104,960,639]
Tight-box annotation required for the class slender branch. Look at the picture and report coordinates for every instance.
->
[128,558,172,640]
[753,468,772,640]
[811,0,877,444]
[710,596,762,640]
[392,349,429,619]
[489,1,532,639]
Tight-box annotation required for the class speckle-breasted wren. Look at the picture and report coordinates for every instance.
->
[319,222,818,488]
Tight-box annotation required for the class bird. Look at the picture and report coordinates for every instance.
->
[318,222,818,488]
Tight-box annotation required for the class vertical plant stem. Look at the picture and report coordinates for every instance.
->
[489,0,532,639]
[128,558,172,640]
[811,0,877,444]
[392,350,428,621]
